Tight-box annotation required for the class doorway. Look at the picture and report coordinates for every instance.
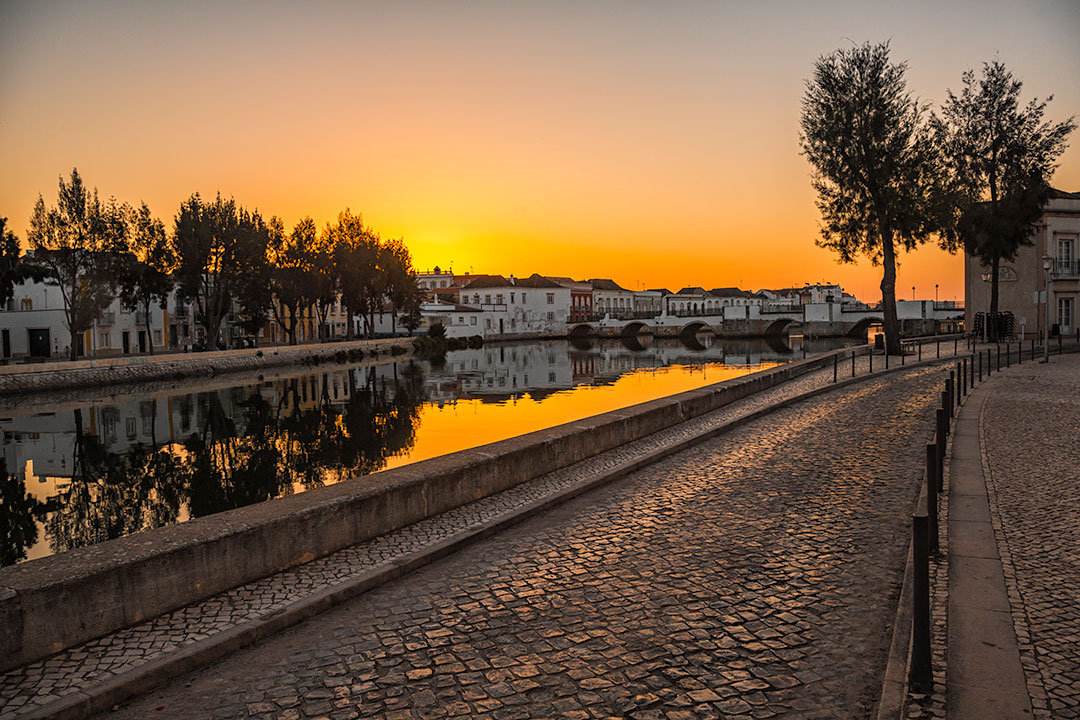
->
[28,328,50,358]
[122,331,130,354]
[138,330,147,353]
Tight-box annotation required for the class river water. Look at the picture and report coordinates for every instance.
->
[0,334,856,565]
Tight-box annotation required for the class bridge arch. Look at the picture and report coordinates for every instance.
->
[764,317,798,336]
[846,316,883,340]
[621,321,652,337]
[679,321,711,337]
[568,323,596,338]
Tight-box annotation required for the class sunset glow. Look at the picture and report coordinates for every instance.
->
[2,1,1077,301]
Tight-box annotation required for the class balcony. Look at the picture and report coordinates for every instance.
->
[135,311,149,325]
[1051,259,1079,278]
[98,312,115,325]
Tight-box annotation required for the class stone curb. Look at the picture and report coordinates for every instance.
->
[875,354,982,720]
[16,354,961,720]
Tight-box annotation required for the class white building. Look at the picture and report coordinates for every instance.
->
[456,274,571,338]
[588,279,636,317]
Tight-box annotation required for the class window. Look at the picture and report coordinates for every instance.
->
[521,293,527,303]
[20,298,32,311]
[1059,297,1074,333]
[485,318,492,329]
[125,417,137,439]
[510,292,515,304]
[470,317,477,325]
[458,316,464,324]
[546,293,554,304]
[461,296,468,304]
[473,294,480,304]
[547,311,555,322]
[496,294,503,304]
[99,333,110,348]
[1058,236,1076,273]
[485,294,491,304]
[548,372,556,382]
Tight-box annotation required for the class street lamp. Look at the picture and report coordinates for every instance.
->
[1042,255,1053,363]
[935,284,939,303]
[912,286,915,301]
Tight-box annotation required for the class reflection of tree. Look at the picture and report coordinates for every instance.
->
[32,362,428,561]
[0,460,50,566]
[46,408,192,555]
[185,391,286,518]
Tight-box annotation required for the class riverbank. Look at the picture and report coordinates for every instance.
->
[0,338,416,397]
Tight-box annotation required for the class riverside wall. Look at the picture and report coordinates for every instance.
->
[0,338,415,397]
[0,345,870,672]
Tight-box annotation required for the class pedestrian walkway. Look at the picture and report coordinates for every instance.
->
[91,364,951,720]
[972,354,1080,719]
[906,351,1080,720]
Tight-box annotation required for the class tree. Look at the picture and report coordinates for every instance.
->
[269,217,317,345]
[174,193,246,350]
[27,169,127,360]
[116,203,174,356]
[935,59,1075,338]
[0,217,24,307]
[233,210,276,345]
[800,42,947,354]
[310,226,340,342]
[382,236,419,336]
[328,209,379,340]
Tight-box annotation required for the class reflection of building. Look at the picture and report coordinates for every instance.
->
[964,189,1080,337]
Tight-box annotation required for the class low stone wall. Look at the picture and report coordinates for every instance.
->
[0,346,868,672]
[0,338,414,397]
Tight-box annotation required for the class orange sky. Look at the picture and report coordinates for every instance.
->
[1,1,1077,302]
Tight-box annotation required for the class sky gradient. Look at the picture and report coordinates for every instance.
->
[2,0,1078,302]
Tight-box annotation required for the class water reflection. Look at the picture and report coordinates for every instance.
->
[2,336,854,564]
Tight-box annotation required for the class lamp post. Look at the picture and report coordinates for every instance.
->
[912,286,915,301]
[1042,256,1053,363]
[935,284,939,303]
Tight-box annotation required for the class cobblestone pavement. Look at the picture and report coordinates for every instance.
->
[2,358,866,718]
[981,355,1080,719]
[94,364,950,720]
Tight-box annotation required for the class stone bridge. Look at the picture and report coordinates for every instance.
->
[568,301,964,340]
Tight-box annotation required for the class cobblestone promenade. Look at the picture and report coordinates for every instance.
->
[99,364,948,720]
[982,355,1080,719]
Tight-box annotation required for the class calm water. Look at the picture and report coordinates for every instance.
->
[0,334,856,565]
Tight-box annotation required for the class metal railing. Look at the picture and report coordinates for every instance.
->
[1052,259,1079,278]
[98,312,115,325]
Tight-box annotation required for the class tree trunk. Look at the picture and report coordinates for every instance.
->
[989,255,1001,341]
[878,219,902,355]
[144,299,155,356]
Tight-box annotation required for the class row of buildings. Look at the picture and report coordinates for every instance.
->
[416,269,856,339]
[0,265,856,360]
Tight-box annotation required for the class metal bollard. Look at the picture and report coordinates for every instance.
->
[870,349,873,374]
[918,342,922,362]
[978,351,982,382]
[936,408,946,488]
[833,353,838,383]
[885,347,889,369]
[926,443,939,555]
[902,343,906,365]
[987,349,991,375]
[937,338,940,358]
[947,376,954,417]
[996,345,1001,371]
[954,337,958,355]
[1059,334,1063,354]
[852,350,856,377]
[1032,338,1036,362]
[1017,341,1022,365]
[910,513,932,694]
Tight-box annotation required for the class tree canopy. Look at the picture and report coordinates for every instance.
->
[934,59,1075,332]
[800,41,948,354]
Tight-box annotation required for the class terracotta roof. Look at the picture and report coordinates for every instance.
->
[708,287,751,298]
[515,273,564,288]
[461,275,511,289]
[587,278,627,291]
[675,286,707,295]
